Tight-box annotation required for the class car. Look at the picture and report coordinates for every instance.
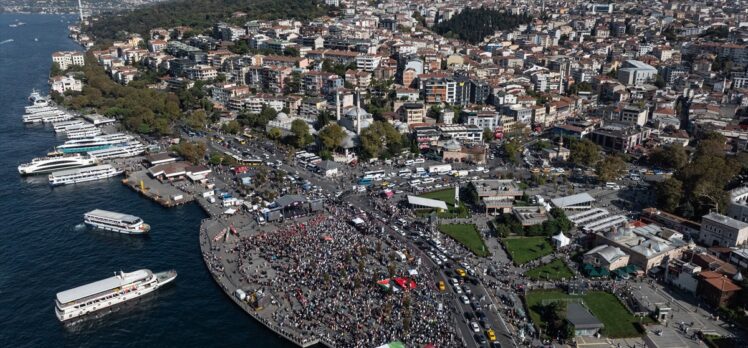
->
[454,286,463,295]
[470,322,480,333]
[475,334,487,345]
[438,281,446,291]
[460,295,470,304]
[486,329,497,342]
[463,286,472,295]
[491,342,502,348]
[456,268,467,277]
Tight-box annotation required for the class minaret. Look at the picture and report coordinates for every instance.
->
[336,90,341,121]
[78,0,84,23]
[356,88,362,135]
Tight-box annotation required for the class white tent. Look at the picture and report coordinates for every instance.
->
[552,232,571,248]
[223,208,237,215]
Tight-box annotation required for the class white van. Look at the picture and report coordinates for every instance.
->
[414,158,425,164]
[404,160,414,166]
[606,182,620,190]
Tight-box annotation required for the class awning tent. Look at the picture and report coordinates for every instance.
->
[551,232,571,248]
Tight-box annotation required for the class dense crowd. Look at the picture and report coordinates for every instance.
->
[208,203,460,348]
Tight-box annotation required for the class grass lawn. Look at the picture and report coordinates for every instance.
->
[419,188,456,206]
[526,290,648,338]
[438,224,489,257]
[502,237,553,264]
[525,259,574,280]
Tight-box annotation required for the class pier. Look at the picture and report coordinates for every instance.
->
[122,169,195,208]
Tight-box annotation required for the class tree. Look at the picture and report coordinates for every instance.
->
[173,140,206,164]
[569,139,600,167]
[483,128,494,143]
[657,178,683,212]
[318,123,346,151]
[432,7,532,44]
[315,110,332,130]
[222,120,241,134]
[503,140,521,164]
[185,109,208,129]
[595,155,626,182]
[267,127,282,141]
[290,119,310,148]
[654,74,666,89]
[648,145,688,170]
[50,62,63,77]
[240,106,277,128]
[359,121,402,159]
[283,71,301,94]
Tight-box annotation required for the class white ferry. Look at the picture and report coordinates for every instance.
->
[56,133,133,153]
[84,209,150,234]
[52,119,87,133]
[25,105,57,114]
[55,269,177,322]
[48,164,123,186]
[23,109,66,123]
[28,89,50,105]
[42,112,75,123]
[18,153,98,175]
[88,141,145,160]
[65,127,102,139]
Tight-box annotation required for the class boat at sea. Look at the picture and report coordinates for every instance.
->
[84,209,150,234]
[56,133,133,153]
[28,89,48,103]
[48,164,123,186]
[88,141,146,160]
[55,269,177,322]
[18,153,98,175]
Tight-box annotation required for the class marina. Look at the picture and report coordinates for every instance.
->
[49,164,123,186]
[83,209,150,234]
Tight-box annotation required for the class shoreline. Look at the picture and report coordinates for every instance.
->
[195,197,328,348]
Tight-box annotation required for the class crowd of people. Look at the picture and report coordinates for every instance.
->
[205,202,461,348]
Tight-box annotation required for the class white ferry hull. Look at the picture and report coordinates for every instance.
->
[55,270,176,322]
[84,220,150,234]
[49,169,123,186]
[19,163,95,175]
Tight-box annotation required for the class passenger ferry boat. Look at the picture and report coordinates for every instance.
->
[25,105,56,114]
[55,269,177,322]
[84,209,150,234]
[18,153,98,175]
[48,164,123,186]
[28,89,50,105]
[52,119,87,133]
[23,109,68,123]
[65,127,102,139]
[88,141,145,160]
[56,133,133,154]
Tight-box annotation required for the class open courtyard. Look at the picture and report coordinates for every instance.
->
[525,290,647,338]
[502,236,553,265]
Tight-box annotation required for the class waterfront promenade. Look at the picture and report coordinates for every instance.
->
[198,208,324,347]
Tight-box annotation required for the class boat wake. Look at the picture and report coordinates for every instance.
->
[0,39,14,45]
[74,223,86,231]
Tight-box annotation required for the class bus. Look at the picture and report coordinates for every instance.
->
[363,170,386,180]
[238,158,263,166]
[358,177,373,186]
